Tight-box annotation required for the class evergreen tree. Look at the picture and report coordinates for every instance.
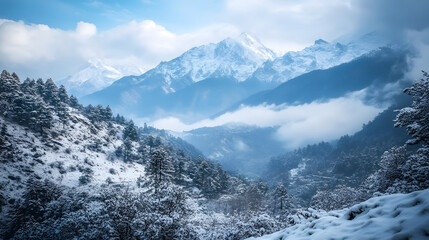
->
[174,150,187,184]
[0,123,7,149]
[58,85,69,104]
[114,114,126,124]
[35,78,45,97]
[57,102,69,126]
[123,121,138,141]
[147,147,174,191]
[21,78,37,95]
[37,103,53,134]
[0,70,20,103]
[122,139,133,162]
[43,79,60,106]
[395,70,429,146]
[104,105,113,121]
[5,178,62,239]
[271,184,292,217]
[68,95,81,109]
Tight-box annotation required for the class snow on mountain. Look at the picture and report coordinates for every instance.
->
[117,32,275,93]
[250,33,387,83]
[0,110,148,204]
[248,189,429,240]
[58,59,144,97]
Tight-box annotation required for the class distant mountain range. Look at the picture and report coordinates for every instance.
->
[220,47,409,114]
[181,47,410,176]
[79,33,384,122]
[57,59,144,97]
[66,32,410,176]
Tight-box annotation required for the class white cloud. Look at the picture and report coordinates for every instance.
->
[0,19,239,80]
[222,0,429,53]
[152,96,383,149]
[222,0,359,52]
[75,21,97,38]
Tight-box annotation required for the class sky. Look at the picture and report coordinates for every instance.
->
[1,0,428,81]
[1,0,429,148]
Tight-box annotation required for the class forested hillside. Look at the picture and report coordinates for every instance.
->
[264,72,429,211]
[0,70,293,239]
[1,69,428,239]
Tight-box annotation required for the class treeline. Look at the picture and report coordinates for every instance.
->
[0,70,121,135]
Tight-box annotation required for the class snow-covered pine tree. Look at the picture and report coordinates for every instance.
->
[43,79,60,107]
[68,95,81,109]
[104,105,113,121]
[395,71,429,146]
[58,85,69,104]
[123,120,138,142]
[147,146,174,191]
[271,183,292,217]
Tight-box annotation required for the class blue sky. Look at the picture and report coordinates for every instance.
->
[0,0,223,32]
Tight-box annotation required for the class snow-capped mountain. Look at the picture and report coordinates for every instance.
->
[121,32,275,94]
[81,33,388,122]
[250,33,386,83]
[58,59,144,97]
[81,33,276,119]
[160,32,275,84]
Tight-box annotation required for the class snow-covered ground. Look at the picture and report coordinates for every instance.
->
[248,189,429,240]
[0,108,146,199]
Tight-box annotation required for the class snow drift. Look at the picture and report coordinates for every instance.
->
[248,189,429,240]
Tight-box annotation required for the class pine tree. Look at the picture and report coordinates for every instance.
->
[395,70,429,146]
[21,78,37,95]
[174,150,187,184]
[122,139,133,162]
[0,70,20,102]
[43,79,60,106]
[37,102,53,134]
[58,85,69,104]
[272,183,292,217]
[123,121,138,141]
[0,123,7,149]
[57,102,69,127]
[69,95,81,109]
[147,147,174,191]
[35,78,45,97]
[104,105,113,121]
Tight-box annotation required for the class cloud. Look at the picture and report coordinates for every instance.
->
[222,0,429,52]
[152,95,383,149]
[222,0,359,51]
[2,0,428,80]
[0,19,239,80]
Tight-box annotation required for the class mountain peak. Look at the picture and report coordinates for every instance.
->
[230,32,276,60]
[314,39,328,45]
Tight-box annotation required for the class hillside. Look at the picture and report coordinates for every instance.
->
[248,189,429,240]
[0,70,292,239]
[264,96,411,205]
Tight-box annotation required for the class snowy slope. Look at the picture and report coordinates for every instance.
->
[58,59,144,97]
[0,109,146,198]
[155,32,275,85]
[248,189,429,240]
[250,34,386,83]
